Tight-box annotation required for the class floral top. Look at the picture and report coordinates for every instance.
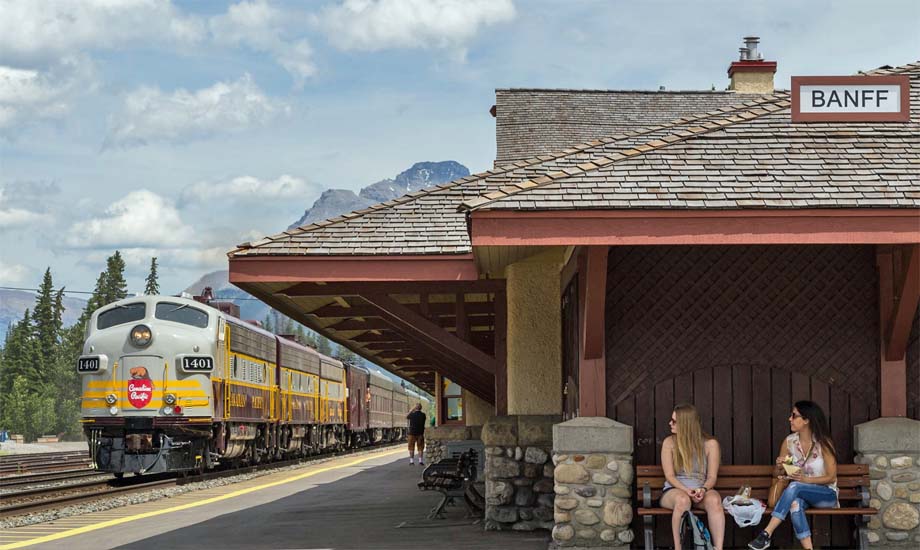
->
[786,432,838,494]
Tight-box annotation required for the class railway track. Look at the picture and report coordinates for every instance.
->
[0,469,103,489]
[0,475,175,518]
[0,442,401,519]
[0,451,92,477]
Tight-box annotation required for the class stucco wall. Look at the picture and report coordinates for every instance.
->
[505,248,564,415]
[730,71,774,93]
[464,389,493,426]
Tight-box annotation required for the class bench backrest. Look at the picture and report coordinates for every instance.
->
[636,464,869,504]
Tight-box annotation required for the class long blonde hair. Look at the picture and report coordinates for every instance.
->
[672,404,711,474]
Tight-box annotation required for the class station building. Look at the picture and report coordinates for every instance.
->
[228,42,920,547]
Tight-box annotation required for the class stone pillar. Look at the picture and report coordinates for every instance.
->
[424,424,474,466]
[854,417,920,547]
[482,414,560,531]
[551,417,635,548]
[505,248,565,415]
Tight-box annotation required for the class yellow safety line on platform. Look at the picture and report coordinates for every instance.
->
[0,448,402,550]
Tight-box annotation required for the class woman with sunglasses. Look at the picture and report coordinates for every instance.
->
[748,400,838,550]
[661,403,725,550]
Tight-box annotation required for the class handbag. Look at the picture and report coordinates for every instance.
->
[767,475,788,508]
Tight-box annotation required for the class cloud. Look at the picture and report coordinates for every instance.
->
[105,74,289,148]
[82,246,229,273]
[0,0,204,65]
[180,174,317,204]
[209,1,316,88]
[318,0,515,53]
[0,261,29,285]
[0,188,49,229]
[65,190,195,249]
[0,57,95,133]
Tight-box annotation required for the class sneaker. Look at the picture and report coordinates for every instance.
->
[419,460,425,466]
[409,458,415,465]
[748,530,771,550]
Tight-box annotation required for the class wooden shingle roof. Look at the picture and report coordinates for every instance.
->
[229,62,920,259]
[467,62,920,212]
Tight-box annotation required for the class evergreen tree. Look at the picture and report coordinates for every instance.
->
[335,345,359,365]
[144,257,160,295]
[0,311,42,434]
[32,269,61,385]
[103,251,128,303]
[262,313,274,333]
[3,376,56,441]
[281,316,295,335]
[316,336,332,356]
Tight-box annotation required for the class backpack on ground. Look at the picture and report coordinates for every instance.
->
[679,511,714,550]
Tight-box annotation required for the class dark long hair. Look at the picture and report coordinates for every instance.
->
[795,400,837,461]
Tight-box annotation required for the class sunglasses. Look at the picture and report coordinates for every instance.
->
[790,412,803,419]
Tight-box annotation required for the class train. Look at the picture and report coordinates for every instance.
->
[77,294,430,476]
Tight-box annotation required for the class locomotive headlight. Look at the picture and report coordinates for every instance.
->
[109,406,119,415]
[163,406,174,415]
[130,325,152,347]
[164,393,177,405]
[105,393,118,405]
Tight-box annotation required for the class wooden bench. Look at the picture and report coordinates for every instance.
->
[637,464,876,550]
[417,450,479,519]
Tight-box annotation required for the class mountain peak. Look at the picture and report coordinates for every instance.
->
[289,160,469,229]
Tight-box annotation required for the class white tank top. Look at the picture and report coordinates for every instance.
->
[786,432,838,494]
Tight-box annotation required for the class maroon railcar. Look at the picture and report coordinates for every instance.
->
[345,364,371,445]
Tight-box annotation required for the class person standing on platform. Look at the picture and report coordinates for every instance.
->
[406,403,426,465]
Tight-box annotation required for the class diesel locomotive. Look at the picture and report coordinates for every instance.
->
[78,294,429,476]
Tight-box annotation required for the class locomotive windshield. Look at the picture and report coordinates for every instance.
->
[155,302,209,328]
[97,302,146,329]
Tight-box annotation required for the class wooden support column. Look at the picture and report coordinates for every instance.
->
[578,246,608,417]
[877,246,908,417]
[886,244,920,361]
[494,290,508,416]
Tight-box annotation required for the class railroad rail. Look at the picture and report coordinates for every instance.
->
[0,451,92,476]
[0,442,402,519]
[0,469,102,489]
[0,475,175,518]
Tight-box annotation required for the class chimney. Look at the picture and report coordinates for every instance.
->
[728,36,776,93]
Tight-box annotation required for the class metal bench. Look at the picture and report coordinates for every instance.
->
[418,450,479,520]
[637,464,877,550]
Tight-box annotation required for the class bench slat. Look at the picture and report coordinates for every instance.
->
[636,476,870,490]
[636,464,868,476]
[638,489,866,501]
[638,507,878,516]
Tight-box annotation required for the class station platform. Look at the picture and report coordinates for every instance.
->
[2,447,549,550]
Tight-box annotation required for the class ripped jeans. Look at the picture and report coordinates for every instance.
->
[771,481,838,540]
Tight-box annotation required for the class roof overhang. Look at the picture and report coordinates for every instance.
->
[470,209,920,247]
[230,254,479,283]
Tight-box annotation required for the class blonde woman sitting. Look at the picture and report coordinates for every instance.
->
[660,403,725,550]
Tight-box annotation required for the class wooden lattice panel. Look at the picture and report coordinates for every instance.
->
[908,310,920,420]
[605,245,879,409]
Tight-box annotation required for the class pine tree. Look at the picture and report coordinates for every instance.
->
[262,313,274,333]
[335,346,359,365]
[32,269,61,386]
[103,251,128,303]
[316,336,332,356]
[144,257,160,295]
[0,311,42,433]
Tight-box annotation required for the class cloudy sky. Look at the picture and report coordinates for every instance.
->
[1,0,918,296]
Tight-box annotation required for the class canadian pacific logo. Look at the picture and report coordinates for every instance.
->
[127,366,153,408]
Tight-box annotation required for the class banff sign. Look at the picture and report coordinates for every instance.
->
[792,75,910,122]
